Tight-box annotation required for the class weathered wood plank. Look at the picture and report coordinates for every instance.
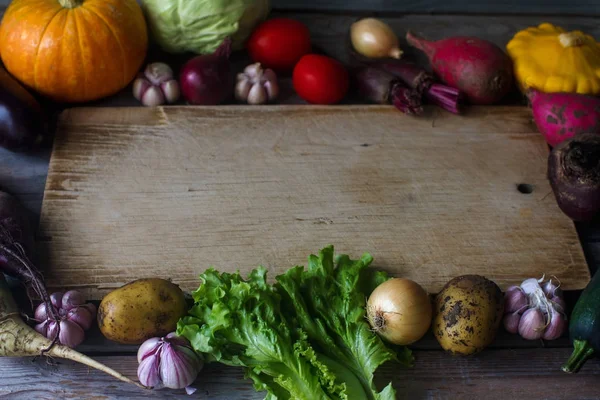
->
[0,349,598,399]
[37,105,589,297]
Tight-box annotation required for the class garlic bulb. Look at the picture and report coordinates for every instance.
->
[502,275,567,341]
[235,63,279,105]
[33,290,96,348]
[133,63,180,107]
[137,333,203,390]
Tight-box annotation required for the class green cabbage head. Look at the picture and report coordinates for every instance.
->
[140,0,270,54]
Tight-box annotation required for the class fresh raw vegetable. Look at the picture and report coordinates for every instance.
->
[406,31,514,104]
[293,55,349,105]
[503,277,567,340]
[367,278,432,345]
[377,61,462,114]
[0,0,148,103]
[133,63,180,107]
[0,66,46,151]
[137,333,203,390]
[354,67,423,114]
[0,191,59,338]
[34,290,97,348]
[235,63,279,105]
[350,18,403,59]
[506,23,600,95]
[528,89,600,147]
[98,278,187,345]
[0,274,142,387]
[548,133,600,221]
[433,275,504,355]
[563,270,600,373]
[247,18,312,72]
[180,40,233,105]
[178,246,413,399]
[140,0,270,54]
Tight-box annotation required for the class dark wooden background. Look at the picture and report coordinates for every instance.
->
[1,1,600,399]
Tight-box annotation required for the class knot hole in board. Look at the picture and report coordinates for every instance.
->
[517,183,534,194]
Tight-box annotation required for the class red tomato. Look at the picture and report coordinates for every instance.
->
[292,54,349,105]
[247,18,312,72]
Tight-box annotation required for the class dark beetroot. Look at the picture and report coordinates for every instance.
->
[406,32,514,105]
[548,133,600,221]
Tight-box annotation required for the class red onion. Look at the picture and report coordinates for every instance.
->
[180,39,233,105]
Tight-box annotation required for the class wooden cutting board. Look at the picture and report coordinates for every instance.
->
[37,105,590,299]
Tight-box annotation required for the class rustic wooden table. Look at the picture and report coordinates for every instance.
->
[1,4,600,399]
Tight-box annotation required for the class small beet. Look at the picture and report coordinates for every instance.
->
[406,31,514,105]
[529,89,600,147]
[548,133,600,221]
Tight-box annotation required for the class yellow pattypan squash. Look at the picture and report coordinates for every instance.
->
[506,23,600,95]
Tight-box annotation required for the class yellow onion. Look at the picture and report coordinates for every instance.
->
[367,278,432,345]
[350,18,403,59]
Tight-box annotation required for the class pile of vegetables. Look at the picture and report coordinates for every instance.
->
[177,246,413,399]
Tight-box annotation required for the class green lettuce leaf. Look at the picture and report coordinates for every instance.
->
[276,246,414,400]
[177,267,342,399]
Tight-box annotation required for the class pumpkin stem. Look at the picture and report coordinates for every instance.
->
[58,0,83,8]
[559,32,584,48]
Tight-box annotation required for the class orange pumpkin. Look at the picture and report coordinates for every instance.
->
[0,0,148,103]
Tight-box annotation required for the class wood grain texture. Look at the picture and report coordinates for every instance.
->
[1,349,599,399]
[36,105,589,298]
[271,0,600,15]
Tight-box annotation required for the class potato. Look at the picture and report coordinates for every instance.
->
[98,278,187,344]
[433,275,503,356]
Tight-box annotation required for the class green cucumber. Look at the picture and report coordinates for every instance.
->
[562,271,600,373]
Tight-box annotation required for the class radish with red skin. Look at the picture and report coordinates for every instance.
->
[406,31,513,105]
[529,89,600,147]
[548,133,600,221]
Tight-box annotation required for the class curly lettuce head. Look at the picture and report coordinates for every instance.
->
[140,0,270,54]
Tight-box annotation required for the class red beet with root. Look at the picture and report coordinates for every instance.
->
[406,32,514,105]
[548,133,600,221]
[529,89,600,147]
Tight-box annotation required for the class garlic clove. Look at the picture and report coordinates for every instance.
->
[142,86,166,107]
[503,312,521,334]
[34,302,49,322]
[81,303,97,319]
[247,82,268,105]
[175,344,204,372]
[244,63,263,78]
[518,308,545,340]
[47,320,59,341]
[138,352,161,388]
[50,292,64,310]
[137,337,162,363]
[159,343,200,389]
[61,290,86,311]
[235,79,252,102]
[161,80,181,104]
[262,68,277,83]
[264,80,279,101]
[542,307,567,340]
[550,295,567,314]
[59,319,85,348]
[34,320,48,336]
[133,78,151,101]
[145,63,174,85]
[542,279,562,299]
[67,306,93,331]
[504,286,528,313]
[520,278,543,295]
